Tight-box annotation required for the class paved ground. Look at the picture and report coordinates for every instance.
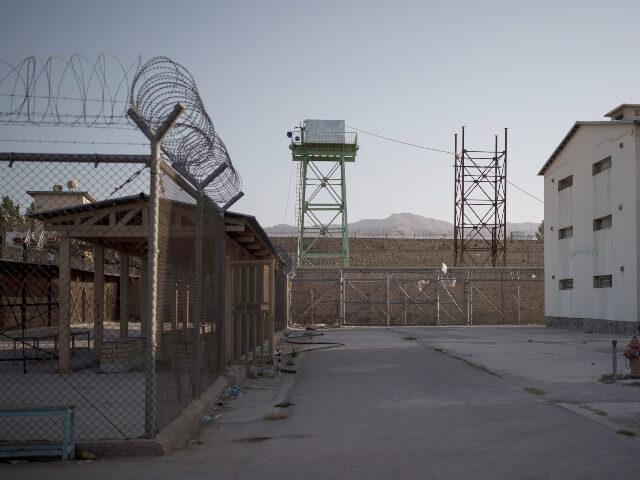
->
[2,327,640,479]
[400,325,640,432]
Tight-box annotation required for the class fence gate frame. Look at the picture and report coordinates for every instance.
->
[288,267,530,327]
[225,259,275,365]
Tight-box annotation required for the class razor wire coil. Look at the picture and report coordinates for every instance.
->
[0,53,241,203]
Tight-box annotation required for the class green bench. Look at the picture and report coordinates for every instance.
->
[0,405,76,463]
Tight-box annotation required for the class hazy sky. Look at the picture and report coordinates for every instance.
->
[1,0,639,227]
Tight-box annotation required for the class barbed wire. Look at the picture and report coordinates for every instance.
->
[0,53,140,126]
[0,54,242,204]
[129,56,241,203]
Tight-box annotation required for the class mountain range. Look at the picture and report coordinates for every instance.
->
[266,212,539,237]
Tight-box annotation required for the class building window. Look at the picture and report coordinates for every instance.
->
[558,226,573,239]
[593,275,612,288]
[593,156,611,175]
[559,279,573,290]
[558,175,573,191]
[614,113,624,120]
[593,215,612,231]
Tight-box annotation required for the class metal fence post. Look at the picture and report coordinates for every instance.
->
[435,271,440,326]
[128,102,185,439]
[468,272,473,325]
[612,340,618,382]
[286,275,291,328]
[386,273,391,327]
[192,196,203,398]
[339,270,344,327]
[515,271,520,325]
[464,271,472,326]
[145,136,161,438]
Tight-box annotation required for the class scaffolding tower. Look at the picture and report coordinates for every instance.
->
[289,120,357,267]
[454,127,507,267]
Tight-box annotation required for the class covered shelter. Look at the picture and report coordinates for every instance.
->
[28,193,289,373]
[28,193,152,372]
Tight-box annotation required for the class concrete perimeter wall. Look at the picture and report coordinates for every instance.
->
[272,237,543,269]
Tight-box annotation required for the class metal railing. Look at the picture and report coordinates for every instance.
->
[291,131,357,145]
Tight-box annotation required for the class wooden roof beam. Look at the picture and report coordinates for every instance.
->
[225,217,245,226]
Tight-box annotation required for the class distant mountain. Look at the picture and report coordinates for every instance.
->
[265,213,539,237]
[350,213,452,235]
[507,221,539,232]
[265,223,298,235]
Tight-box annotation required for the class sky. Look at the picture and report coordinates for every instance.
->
[1,0,639,227]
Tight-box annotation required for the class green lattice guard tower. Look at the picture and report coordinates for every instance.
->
[289,120,357,267]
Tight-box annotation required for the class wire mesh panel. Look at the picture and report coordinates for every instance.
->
[226,261,275,366]
[153,175,225,432]
[0,155,149,441]
[274,270,288,332]
[1,154,231,440]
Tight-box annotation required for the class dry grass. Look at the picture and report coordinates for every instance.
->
[523,387,548,396]
[580,405,607,416]
[263,410,289,420]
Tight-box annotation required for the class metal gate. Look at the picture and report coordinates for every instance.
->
[288,268,530,327]
[225,260,275,365]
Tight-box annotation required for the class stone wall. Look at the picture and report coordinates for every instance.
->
[100,337,145,373]
[99,325,218,373]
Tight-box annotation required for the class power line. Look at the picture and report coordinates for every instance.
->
[348,124,544,204]
[361,155,396,213]
[506,180,543,204]
[347,125,454,155]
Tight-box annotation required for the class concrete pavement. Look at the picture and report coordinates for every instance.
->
[399,325,640,432]
[2,327,640,479]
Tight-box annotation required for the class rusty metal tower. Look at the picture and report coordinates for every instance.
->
[453,127,507,267]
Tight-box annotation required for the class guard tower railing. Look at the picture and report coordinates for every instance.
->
[292,131,357,146]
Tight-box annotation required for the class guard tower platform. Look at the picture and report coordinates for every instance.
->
[289,120,358,267]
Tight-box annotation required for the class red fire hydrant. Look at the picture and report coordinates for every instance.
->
[623,336,640,379]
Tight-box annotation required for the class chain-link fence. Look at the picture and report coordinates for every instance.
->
[0,151,226,441]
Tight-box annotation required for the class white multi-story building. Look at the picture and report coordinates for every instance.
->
[539,104,640,334]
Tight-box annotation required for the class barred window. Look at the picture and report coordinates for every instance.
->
[593,157,611,175]
[558,226,573,239]
[558,175,573,191]
[593,215,612,231]
[559,279,573,290]
[593,275,612,288]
